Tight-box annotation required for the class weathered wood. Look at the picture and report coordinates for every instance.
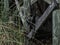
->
[35,2,56,31]
[27,1,57,39]
[53,10,60,45]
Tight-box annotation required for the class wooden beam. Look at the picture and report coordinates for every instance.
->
[35,2,56,31]
[27,2,57,39]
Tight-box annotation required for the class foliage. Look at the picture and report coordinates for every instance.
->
[0,0,25,45]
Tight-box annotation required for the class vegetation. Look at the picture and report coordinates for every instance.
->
[0,0,25,45]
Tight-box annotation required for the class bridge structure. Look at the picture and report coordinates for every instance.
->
[0,0,60,45]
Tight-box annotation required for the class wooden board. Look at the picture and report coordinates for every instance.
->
[53,10,60,45]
